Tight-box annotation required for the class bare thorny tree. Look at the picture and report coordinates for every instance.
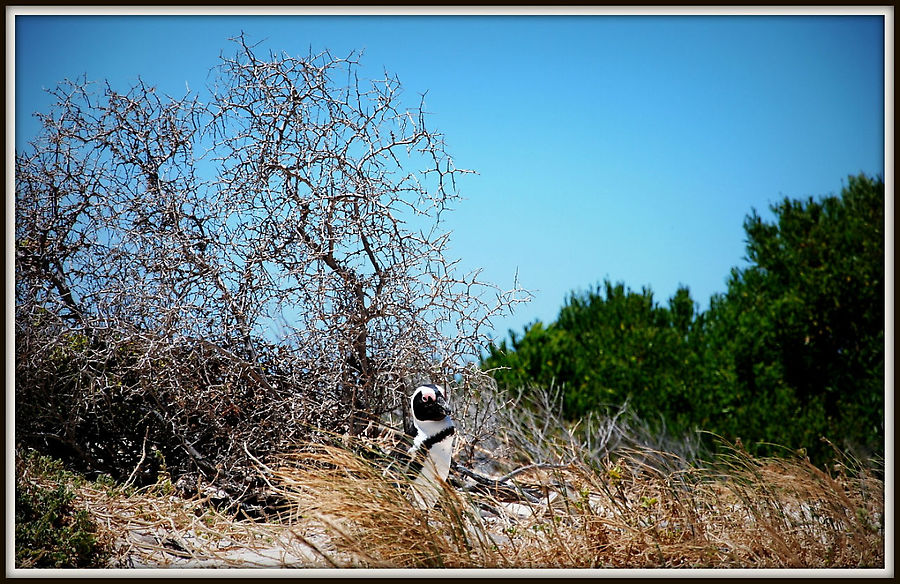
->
[15,34,529,504]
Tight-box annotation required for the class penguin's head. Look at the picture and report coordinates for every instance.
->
[411,384,452,423]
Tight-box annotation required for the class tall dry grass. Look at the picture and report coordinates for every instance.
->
[269,445,500,568]
[41,386,883,570]
[259,419,884,569]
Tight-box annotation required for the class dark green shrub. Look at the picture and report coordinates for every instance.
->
[483,174,885,465]
[15,451,111,568]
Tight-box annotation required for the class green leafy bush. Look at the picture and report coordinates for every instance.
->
[15,451,111,568]
[483,281,702,438]
[697,173,884,460]
[483,174,885,464]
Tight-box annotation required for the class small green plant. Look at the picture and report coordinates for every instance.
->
[15,451,111,568]
[607,465,623,484]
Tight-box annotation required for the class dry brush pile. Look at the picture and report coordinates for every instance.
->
[15,33,527,505]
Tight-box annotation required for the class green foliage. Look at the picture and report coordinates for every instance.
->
[697,173,885,459]
[15,451,111,568]
[483,282,702,438]
[482,174,885,464]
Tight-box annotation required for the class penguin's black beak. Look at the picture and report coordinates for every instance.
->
[436,395,452,417]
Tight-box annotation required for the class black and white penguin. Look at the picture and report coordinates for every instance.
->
[404,384,456,508]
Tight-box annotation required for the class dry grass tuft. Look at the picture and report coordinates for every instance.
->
[691,442,885,568]
[261,437,883,569]
[268,443,503,568]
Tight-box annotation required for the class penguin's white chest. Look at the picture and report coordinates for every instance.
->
[407,422,454,508]
[415,435,453,484]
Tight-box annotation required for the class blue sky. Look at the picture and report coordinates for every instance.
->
[12,10,887,349]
